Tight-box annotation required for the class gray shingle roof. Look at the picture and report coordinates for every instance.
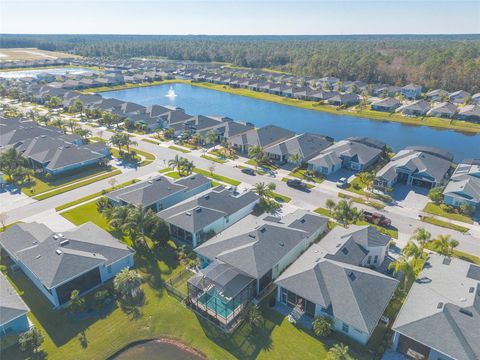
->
[228,125,295,148]
[0,222,134,289]
[264,132,333,161]
[393,254,480,360]
[0,272,29,327]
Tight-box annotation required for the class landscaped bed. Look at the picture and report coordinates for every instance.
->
[168,145,191,153]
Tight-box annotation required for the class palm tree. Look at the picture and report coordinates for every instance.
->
[122,205,156,247]
[326,343,353,360]
[0,147,27,180]
[110,133,125,153]
[402,241,424,268]
[253,182,273,200]
[242,303,264,329]
[181,158,194,175]
[168,155,183,175]
[410,227,431,251]
[289,152,301,169]
[114,268,143,301]
[325,199,336,215]
[96,197,112,213]
[358,171,375,198]
[122,133,137,153]
[106,205,130,230]
[388,255,415,290]
[206,129,218,147]
[312,316,332,337]
[67,119,77,133]
[432,234,459,258]
[74,128,92,142]
[247,145,264,167]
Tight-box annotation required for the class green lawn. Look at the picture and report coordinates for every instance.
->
[0,200,371,360]
[168,145,191,153]
[193,168,241,186]
[33,170,122,201]
[288,169,324,184]
[141,138,160,145]
[272,192,291,203]
[158,167,172,173]
[55,179,139,212]
[21,166,111,197]
[421,216,469,233]
[245,159,278,171]
[314,207,332,217]
[425,243,480,265]
[423,203,473,224]
[110,147,155,167]
[201,154,227,164]
[338,193,385,210]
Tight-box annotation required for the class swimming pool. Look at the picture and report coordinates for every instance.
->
[198,288,241,318]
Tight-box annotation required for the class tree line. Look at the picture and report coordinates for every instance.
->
[2,34,480,92]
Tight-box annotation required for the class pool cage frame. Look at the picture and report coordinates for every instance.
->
[187,261,256,331]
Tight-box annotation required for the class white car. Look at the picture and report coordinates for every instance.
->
[336,177,348,188]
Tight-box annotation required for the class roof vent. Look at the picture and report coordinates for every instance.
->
[35,254,41,259]
[204,195,210,200]
[148,180,153,184]
[279,242,284,247]
[56,249,62,255]
[437,302,443,309]
[60,239,69,246]
[469,287,475,293]
[195,207,202,213]
[442,257,451,265]
[248,234,256,239]
[53,234,59,240]
[260,227,266,233]
[185,211,192,216]
[459,308,473,317]
[300,219,306,224]
[341,247,349,255]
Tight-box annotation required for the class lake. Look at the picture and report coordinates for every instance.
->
[0,67,97,78]
[113,340,203,360]
[102,83,480,162]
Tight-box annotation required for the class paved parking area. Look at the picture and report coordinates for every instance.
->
[23,210,75,232]
[0,189,36,213]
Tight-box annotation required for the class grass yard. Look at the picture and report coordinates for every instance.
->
[0,200,371,360]
[110,147,155,166]
[338,193,385,210]
[272,192,291,203]
[425,243,480,265]
[158,167,172,173]
[201,154,227,164]
[193,168,241,186]
[421,216,469,233]
[168,145,191,153]
[423,203,474,224]
[55,179,139,212]
[141,138,160,145]
[33,170,122,201]
[245,159,278,171]
[21,166,111,197]
[288,169,324,184]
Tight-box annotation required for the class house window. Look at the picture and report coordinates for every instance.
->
[107,265,112,274]
[367,256,372,264]
[374,255,379,264]
[342,323,349,333]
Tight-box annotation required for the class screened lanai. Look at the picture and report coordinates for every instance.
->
[188,260,256,330]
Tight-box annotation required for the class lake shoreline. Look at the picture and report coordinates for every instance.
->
[85,79,480,134]
[108,337,207,360]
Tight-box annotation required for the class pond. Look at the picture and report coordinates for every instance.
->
[112,340,203,360]
[0,67,97,78]
[102,83,480,162]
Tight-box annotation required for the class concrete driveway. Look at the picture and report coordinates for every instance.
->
[392,184,429,211]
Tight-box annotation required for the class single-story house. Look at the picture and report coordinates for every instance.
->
[107,174,211,212]
[227,124,295,153]
[457,105,480,122]
[427,102,458,118]
[426,89,449,102]
[157,186,260,247]
[189,210,328,329]
[275,225,397,345]
[327,93,360,106]
[375,146,453,190]
[307,137,385,176]
[398,100,431,116]
[401,84,422,99]
[0,272,30,337]
[371,97,401,112]
[443,159,480,209]
[0,222,135,308]
[472,93,480,105]
[392,254,480,360]
[449,90,471,104]
[263,132,334,163]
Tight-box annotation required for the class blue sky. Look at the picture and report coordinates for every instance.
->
[1,0,479,35]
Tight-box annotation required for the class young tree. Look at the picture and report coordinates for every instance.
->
[67,289,86,314]
[312,316,332,337]
[168,155,183,175]
[327,343,353,360]
[18,328,45,353]
[114,268,143,301]
[242,303,264,329]
[325,199,336,214]
[208,162,216,176]
[108,177,117,189]
[333,200,359,226]
[180,158,194,175]
[428,187,444,205]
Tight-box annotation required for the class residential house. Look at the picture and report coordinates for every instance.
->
[227,125,295,153]
[307,137,386,176]
[426,89,449,102]
[392,254,480,360]
[107,174,211,212]
[375,146,453,190]
[472,93,480,105]
[263,133,334,163]
[401,84,422,99]
[371,97,401,112]
[398,100,430,116]
[449,90,471,104]
[0,272,30,337]
[189,210,328,329]
[457,105,480,122]
[0,222,135,308]
[157,186,260,247]
[443,159,480,209]
[327,93,360,106]
[275,225,398,345]
[427,102,458,118]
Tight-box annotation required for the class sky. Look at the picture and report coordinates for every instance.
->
[1,0,479,35]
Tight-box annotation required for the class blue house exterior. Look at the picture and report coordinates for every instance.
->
[0,273,30,337]
[401,84,422,99]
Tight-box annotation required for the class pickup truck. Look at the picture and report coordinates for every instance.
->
[362,211,392,227]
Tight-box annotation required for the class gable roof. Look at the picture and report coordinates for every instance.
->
[263,132,333,161]
[0,272,29,327]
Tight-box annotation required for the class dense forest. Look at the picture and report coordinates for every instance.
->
[1,34,480,92]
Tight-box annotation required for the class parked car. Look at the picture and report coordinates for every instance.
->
[241,167,255,176]
[336,177,348,188]
[362,211,392,227]
[286,179,307,189]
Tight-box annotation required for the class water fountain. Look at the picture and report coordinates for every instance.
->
[165,86,177,98]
